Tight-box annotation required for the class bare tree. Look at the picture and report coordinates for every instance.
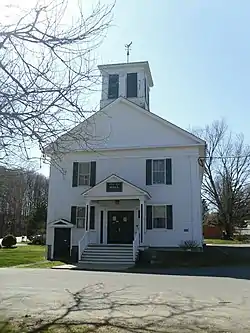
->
[195,119,250,237]
[0,166,48,237]
[0,0,114,167]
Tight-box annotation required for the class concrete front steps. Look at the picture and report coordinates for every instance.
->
[79,244,136,268]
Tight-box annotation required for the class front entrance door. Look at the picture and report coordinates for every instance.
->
[54,228,71,260]
[107,211,134,244]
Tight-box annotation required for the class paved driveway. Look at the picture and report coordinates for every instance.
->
[1,268,250,332]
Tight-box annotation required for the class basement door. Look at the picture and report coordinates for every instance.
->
[53,228,71,260]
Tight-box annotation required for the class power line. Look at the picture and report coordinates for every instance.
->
[198,155,250,167]
[199,154,250,160]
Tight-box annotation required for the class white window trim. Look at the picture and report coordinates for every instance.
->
[78,162,90,186]
[152,159,166,185]
[76,206,86,229]
[152,204,167,230]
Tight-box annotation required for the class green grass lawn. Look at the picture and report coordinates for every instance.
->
[21,260,64,268]
[0,245,46,267]
[204,238,246,244]
[0,245,65,268]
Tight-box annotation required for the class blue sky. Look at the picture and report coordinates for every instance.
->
[39,0,250,175]
[97,0,250,136]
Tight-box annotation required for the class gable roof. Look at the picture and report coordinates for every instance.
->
[45,96,205,155]
[99,97,205,146]
[48,219,74,227]
[81,173,151,199]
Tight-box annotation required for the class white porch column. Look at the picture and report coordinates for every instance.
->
[85,199,90,230]
[139,199,145,244]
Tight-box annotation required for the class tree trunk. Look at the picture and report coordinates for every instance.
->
[225,222,233,239]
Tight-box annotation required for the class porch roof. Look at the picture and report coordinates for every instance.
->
[48,219,74,228]
[81,174,151,200]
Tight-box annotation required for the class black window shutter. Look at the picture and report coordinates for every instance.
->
[166,158,172,185]
[108,74,119,99]
[146,205,152,230]
[127,73,138,98]
[146,159,152,185]
[90,206,95,230]
[166,205,173,229]
[147,86,150,108]
[71,206,77,225]
[72,162,79,187]
[140,204,143,243]
[90,161,96,187]
[100,211,104,243]
[85,205,89,230]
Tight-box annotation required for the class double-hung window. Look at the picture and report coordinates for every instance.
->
[76,207,86,228]
[78,162,90,186]
[153,205,167,229]
[152,159,165,184]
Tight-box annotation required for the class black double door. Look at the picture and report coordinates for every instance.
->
[54,228,71,261]
[107,211,134,244]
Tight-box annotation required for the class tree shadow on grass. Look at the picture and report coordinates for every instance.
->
[0,283,242,333]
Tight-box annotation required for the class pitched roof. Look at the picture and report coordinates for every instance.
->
[45,96,205,155]
[81,173,151,198]
[99,97,205,145]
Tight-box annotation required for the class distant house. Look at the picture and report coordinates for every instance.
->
[45,60,206,266]
[235,221,250,237]
[203,225,222,239]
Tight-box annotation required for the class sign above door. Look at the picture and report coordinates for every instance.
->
[106,182,123,192]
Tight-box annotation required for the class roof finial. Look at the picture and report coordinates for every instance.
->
[125,42,132,63]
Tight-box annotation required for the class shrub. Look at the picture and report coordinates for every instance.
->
[179,240,200,250]
[2,234,17,248]
[30,234,46,245]
[234,234,250,242]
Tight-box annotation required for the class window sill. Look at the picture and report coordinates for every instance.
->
[74,227,96,231]
[147,183,172,186]
[74,184,90,187]
[149,228,173,231]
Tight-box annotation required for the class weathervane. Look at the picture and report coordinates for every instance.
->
[125,42,132,63]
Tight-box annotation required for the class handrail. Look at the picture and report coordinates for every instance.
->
[78,230,89,261]
[133,227,140,262]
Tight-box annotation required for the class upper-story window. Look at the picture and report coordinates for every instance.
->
[72,161,96,187]
[126,73,138,98]
[78,162,90,186]
[108,74,119,99]
[146,158,172,185]
[152,159,165,184]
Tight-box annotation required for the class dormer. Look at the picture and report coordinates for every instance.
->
[98,61,154,111]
